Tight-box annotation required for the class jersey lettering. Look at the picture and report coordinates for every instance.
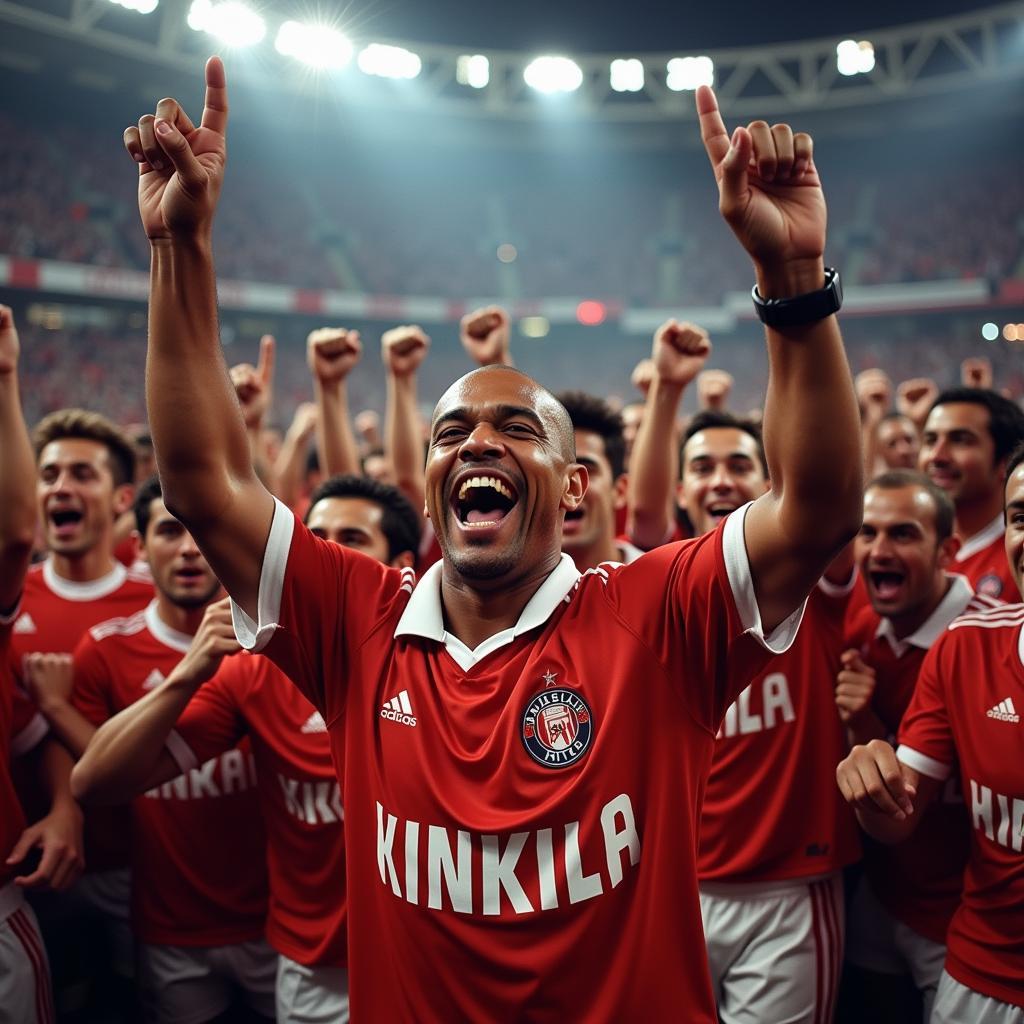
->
[145,750,256,802]
[970,779,1024,852]
[717,673,796,739]
[279,774,344,826]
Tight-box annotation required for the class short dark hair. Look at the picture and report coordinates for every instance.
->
[681,410,768,476]
[879,411,916,429]
[1005,442,1024,492]
[556,391,626,478]
[132,475,164,536]
[929,387,1024,466]
[866,469,955,542]
[305,474,420,561]
[33,408,136,487]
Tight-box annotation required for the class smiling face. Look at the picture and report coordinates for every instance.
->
[37,438,131,558]
[140,498,221,609]
[561,428,625,555]
[857,484,957,621]
[426,368,585,584]
[679,427,768,537]
[920,403,999,505]
[1004,462,1024,601]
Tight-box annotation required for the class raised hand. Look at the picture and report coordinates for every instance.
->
[961,357,993,390]
[836,739,917,822]
[307,328,362,385]
[855,369,893,422]
[382,325,430,378]
[696,85,825,296]
[652,321,712,389]
[834,649,877,725]
[0,305,20,376]
[896,378,938,427]
[355,409,381,446]
[124,56,229,242]
[23,653,74,715]
[631,359,656,397]
[287,402,319,442]
[460,307,510,367]
[698,369,733,411]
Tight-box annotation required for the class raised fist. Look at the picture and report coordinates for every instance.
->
[229,335,274,429]
[834,650,877,725]
[124,57,228,242]
[896,378,938,425]
[287,402,319,441]
[631,359,656,397]
[0,305,20,376]
[651,321,712,389]
[23,653,74,714]
[961,357,993,390]
[460,307,510,367]
[382,325,430,378]
[855,369,892,421]
[697,86,825,296]
[307,328,362,385]
[698,369,733,411]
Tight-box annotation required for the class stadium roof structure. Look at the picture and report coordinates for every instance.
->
[0,0,1022,121]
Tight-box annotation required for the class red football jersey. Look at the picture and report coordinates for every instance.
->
[73,603,268,947]
[1,608,50,888]
[898,603,1024,1008]
[953,516,1016,602]
[9,558,151,870]
[699,581,861,883]
[169,653,345,967]
[232,499,802,1022]
[846,576,995,943]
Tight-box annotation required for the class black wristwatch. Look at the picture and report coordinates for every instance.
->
[751,267,842,327]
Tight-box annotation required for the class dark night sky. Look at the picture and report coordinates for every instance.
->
[328,0,997,51]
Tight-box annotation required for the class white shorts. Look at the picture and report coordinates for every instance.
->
[931,970,1023,1024]
[74,867,134,979]
[0,883,54,1024]
[276,955,350,1024]
[139,937,277,1024]
[846,875,947,1019]
[700,873,844,1024]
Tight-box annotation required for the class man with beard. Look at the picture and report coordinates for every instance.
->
[125,60,861,1020]
[28,476,273,1024]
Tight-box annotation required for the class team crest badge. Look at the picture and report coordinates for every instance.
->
[977,573,1004,598]
[521,676,594,769]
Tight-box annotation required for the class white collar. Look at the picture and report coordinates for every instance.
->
[43,557,127,602]
[875,573,975,657]
[395,554,581,671]
[144,601,195,653]
[955,514,1004,562]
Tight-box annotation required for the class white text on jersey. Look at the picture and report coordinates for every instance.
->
[145,750,257,801]
[971,779,1024,851]
[280,773,344,826]
[717,673,796,739]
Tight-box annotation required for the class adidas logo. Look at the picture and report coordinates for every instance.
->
[986,698,1020,724]
[380,689,417,728]
[301,711,327,734]
[142,669,166,691]
[14,613,36,635]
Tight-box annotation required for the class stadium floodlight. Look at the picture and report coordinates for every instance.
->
[836,39,875,76]
[981,322,999,342]
[456,54,490,89]
[357,44,422,79]
[523,56,584,94]
[666,56,714,91]
[108,0,159,13]
[187,1,266,47]
[275,21,353,69]
[520,317,550,339]
[610,59,644,93]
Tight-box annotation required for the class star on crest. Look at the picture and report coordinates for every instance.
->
[543,670,558,687]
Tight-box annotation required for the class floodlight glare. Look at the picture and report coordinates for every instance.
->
[357,44,422,79]
[837,39,875,76]
[524,56,584,94]
[666,56,714,91]
[520,317,550,339]
[610,59,644,93]
[456,54,490,89]
[275,21,353,69]
[187,1,266,47]
[981,322,999,342]
[108,0,159,13]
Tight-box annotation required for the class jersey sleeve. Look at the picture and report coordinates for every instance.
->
[604,502,806,729]
[167,655,249,775]
[230,498,409,721]
[896,641,955,781]
[70,634,115,728]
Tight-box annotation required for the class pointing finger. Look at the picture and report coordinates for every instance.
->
[257,335,276,387]
[201,56,229,135]
[695,85,731,170]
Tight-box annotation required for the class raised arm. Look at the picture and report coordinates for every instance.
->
[626,321,710,549]
[0,306,36,613]
[124,58,273,619]
[460,306,513,368]
[382,325,430,515]
[308,327,362,478]
[697,86,862,633]
[273,402,318,509]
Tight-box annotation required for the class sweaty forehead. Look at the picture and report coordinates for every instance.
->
[864,485,935,527]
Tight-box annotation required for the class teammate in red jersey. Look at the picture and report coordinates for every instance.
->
[29,475,275,1024]
[630,330,858,1023]
[919,387,1024,601]
[0,306,84,1024]
[126,59,861,1021]
[73,474,421,1024]
[838,444,1024,1023]
[556,393,643,570]
[840,470,1001,1020]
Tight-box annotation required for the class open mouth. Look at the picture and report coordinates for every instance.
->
[705,502,738,525]
[174,567,205,583]
[453,475,518,529]
[869,569,905,601]
[49,508,83,536]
